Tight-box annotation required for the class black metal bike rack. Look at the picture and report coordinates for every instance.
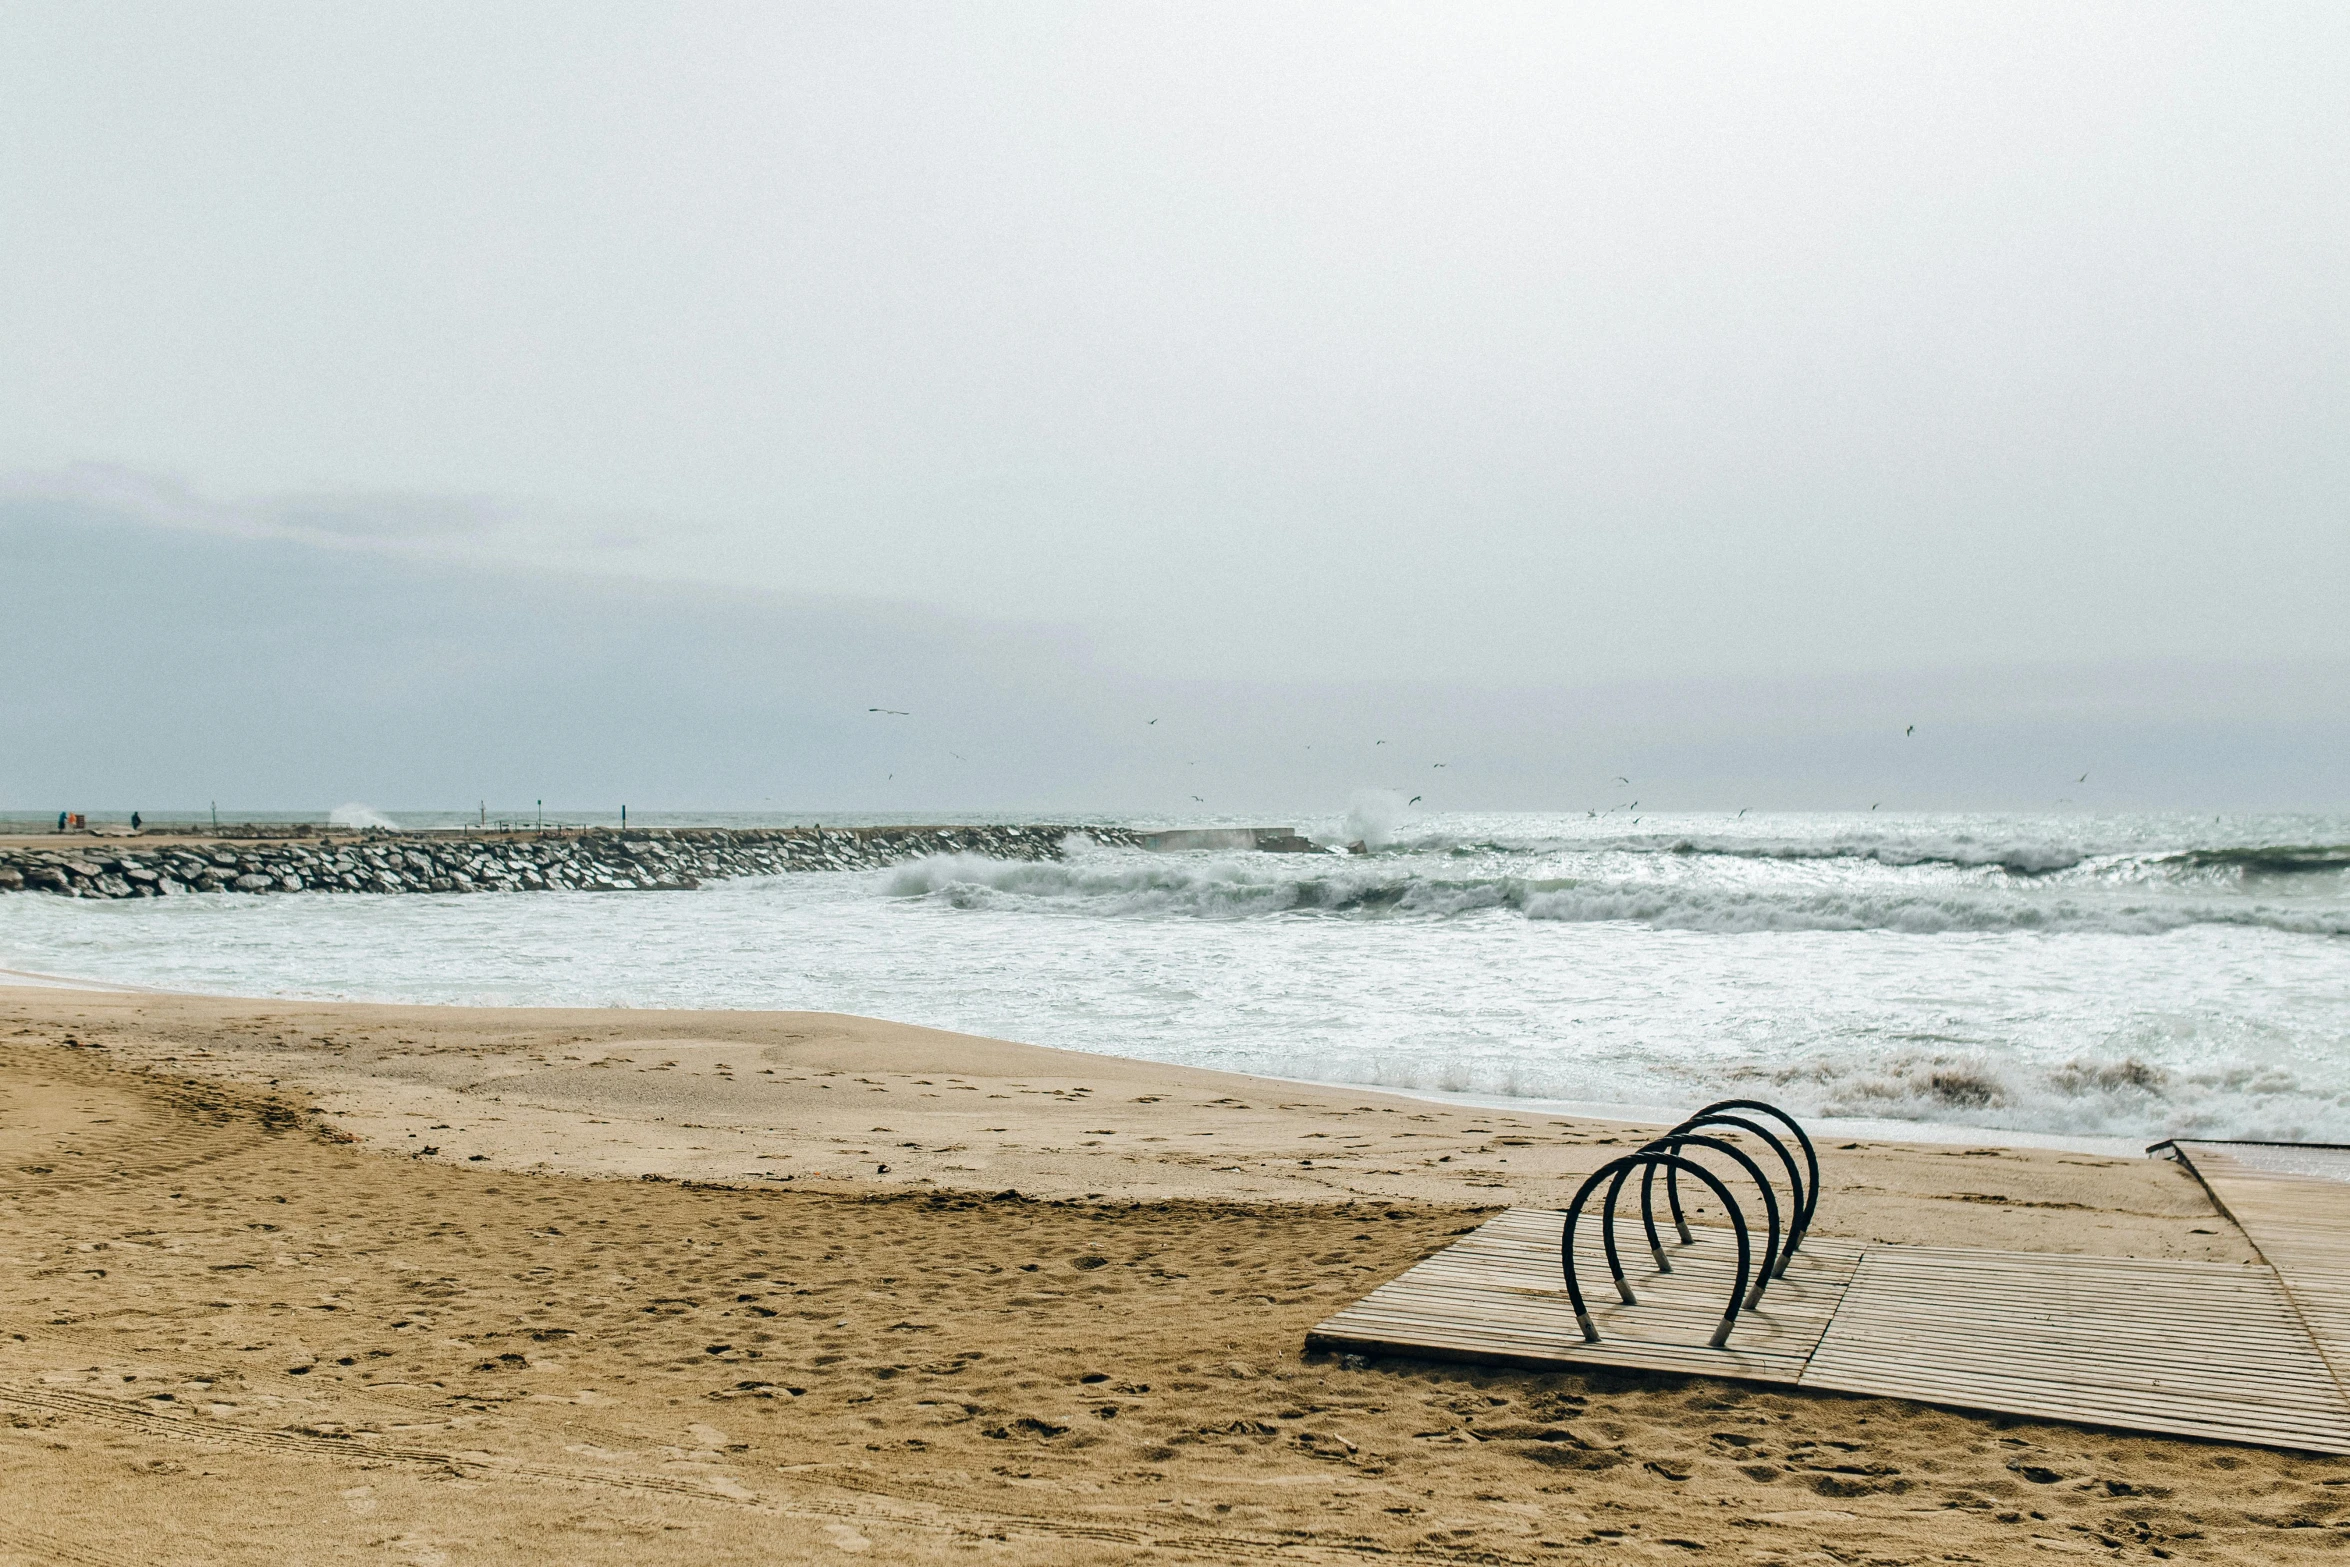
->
[1618,1131,1782,1306]
[1643,1112,1806,1280]
[1560,1151,1753,1348]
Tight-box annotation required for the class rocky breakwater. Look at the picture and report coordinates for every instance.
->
[0,824,1143,900]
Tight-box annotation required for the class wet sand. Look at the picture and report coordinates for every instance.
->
[2,987,2340,1563]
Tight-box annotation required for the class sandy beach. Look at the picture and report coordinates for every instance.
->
[3,986,2341,1564]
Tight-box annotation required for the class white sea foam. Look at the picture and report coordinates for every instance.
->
[1513,883,2350,937]
[328,802,399,830]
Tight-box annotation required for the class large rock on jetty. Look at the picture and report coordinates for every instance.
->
[0,824,1145,900]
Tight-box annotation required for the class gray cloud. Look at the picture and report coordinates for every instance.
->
[5,487,2341,815]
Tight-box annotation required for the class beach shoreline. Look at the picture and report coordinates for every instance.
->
[0,983,2253,1254]
[0,968,2150,1157]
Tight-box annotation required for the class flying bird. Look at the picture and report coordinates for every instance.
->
[1147,718,1158,725]
[1905,725,1914,736]
[1375,740,1387,746]
[1613,776,1629,785]
[1870,802,1881,811]
[1191,795,1205,802]
[1408,795,1422,805]
[868,708,910,717]
[1738,808,1749,817]
[1433,763,1447,769]
[2077,772,2089,783]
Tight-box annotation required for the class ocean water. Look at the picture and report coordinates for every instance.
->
[3,810,2346,1143]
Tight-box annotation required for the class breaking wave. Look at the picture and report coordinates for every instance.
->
[1408,832,2096,875]
[888,851,2350,937]
[2158,844,2350,876]
[1335,1042,2350,1142]
[1512,885,2350,937]
[1734,1043,2350,1142]
[1382,828,2350,881]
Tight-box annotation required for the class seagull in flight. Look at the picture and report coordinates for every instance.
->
[1738,807,1749,817]
[1191,795,1204,802]
[1408,795,1422,805]
[1905,725,1914,736]
[1147,718,1158,725]
[2076,772,2089,783]
[868,708,910,717]
[1613,776,1629,785]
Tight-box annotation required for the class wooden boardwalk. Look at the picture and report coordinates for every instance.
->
[1310,1203,2350,1453]
[2162,1141,2350,1391]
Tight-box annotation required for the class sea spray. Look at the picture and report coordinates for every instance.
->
[1342,789,1411,851]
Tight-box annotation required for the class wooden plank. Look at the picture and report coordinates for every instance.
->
[1794,1342,2317,1391]
[1317,1299,1816,1351]
[1797,1346,2340,1408]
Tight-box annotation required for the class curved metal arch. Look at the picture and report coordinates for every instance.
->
[1646,1114,1798,1250]
[1689,1099,1820,1245]
[1560,1152,1752,1349]
[1616,1131,1781,1306]
[1647,1113,1806,1278]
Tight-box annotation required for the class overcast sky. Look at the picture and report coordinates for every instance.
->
[4,3,2346,712]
